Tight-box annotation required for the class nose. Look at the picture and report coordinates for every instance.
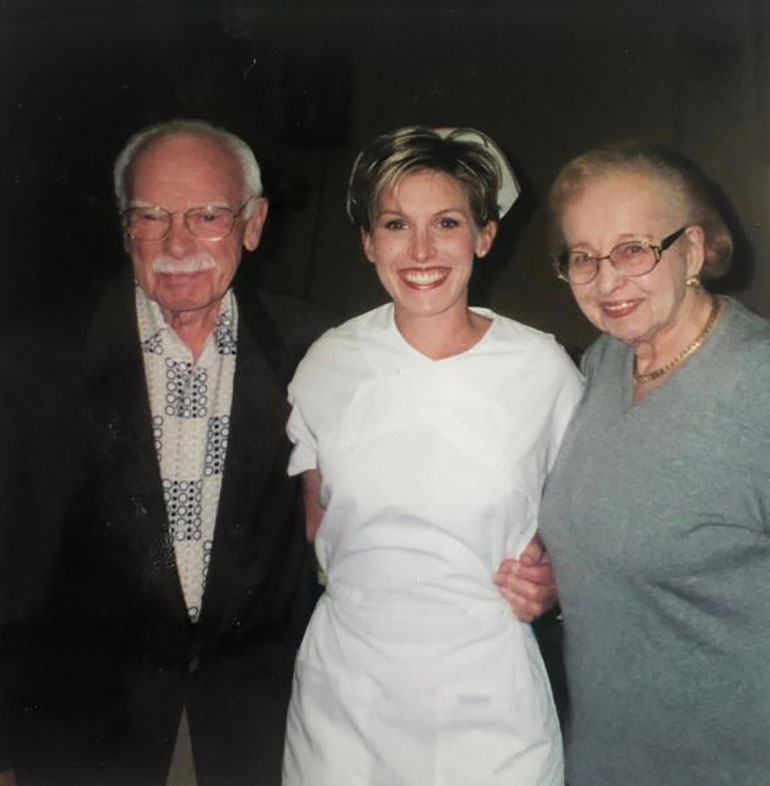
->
[594,255,626,294]
[410,226,434,263]
[163,214,197,258]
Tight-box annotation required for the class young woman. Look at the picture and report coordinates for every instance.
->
[282,127,582,785]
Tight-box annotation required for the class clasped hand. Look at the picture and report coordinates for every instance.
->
[494,535,557,623]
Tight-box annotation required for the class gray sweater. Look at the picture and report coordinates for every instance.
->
[540,297,770,786]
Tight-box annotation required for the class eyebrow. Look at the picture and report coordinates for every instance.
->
[127,200,233,210]
[568,231,655,249]
[375,207,466,218]
[614,232,655,241]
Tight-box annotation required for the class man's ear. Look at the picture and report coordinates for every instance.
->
[243,197,269,251]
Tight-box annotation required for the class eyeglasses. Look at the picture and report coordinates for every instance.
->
[122,197,256,241]
[554,226,689,285]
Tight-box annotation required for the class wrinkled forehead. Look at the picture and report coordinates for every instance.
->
[560,170,689,244]
[128,133,244,203]
[573,166,684,208]
[565,169,688,223]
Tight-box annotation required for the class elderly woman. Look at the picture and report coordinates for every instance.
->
[281,127,582,785]
[534,142,770,784]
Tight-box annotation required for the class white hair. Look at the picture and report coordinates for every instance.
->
[113,119,263,213]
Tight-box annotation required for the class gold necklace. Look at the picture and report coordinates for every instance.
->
[633,297,724,384]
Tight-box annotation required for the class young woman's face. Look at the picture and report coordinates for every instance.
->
[362,170,496,323]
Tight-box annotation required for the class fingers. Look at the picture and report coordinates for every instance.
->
[494,557,517,579]
[497,585,555,623]
[494,560,553,588]
[494,552,558,623]
[518,533,550,566]
[497,571,557,604]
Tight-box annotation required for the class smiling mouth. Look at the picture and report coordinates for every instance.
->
[399,267,450,288]
[600,300,640,318]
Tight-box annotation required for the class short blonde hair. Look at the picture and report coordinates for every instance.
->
[347,126,503,233]
[548,141,733,277]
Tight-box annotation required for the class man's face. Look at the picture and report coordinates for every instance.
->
[124,133,267,320]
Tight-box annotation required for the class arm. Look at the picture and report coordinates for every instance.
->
[301,469,324,542]
[493,346,582,622]
[494,535,557,623]
[0,771,17,786]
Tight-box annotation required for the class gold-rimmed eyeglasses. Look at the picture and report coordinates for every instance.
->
[122,196,256,241]
[554,226,689,285]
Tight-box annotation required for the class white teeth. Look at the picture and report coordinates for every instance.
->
[603,301,634,312]
[402,269,446,285]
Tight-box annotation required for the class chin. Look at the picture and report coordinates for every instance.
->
[591,309,641,340]
[157,283,217,308]
[603,324,649,346]
[394,300,450,320]
[394,288,462,315]
[156,294,213,314]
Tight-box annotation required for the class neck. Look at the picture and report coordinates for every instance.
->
[633,289,714,375]
[161,301,221,363]
[394,303,489,360]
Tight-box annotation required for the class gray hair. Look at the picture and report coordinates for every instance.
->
[113,119,263,213]
[548,141,733,277]
[347,126,504,233]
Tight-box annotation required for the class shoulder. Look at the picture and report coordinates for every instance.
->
[712,297,770,395]
[252,290,340,369]
[487,309,568,353]
[717,297,770,358]
[288,304,390,399]
[578,331,625,380]
[296,304,389,369]
[322,303,391,341]
[232,289,335,386]
[485,310,583,387]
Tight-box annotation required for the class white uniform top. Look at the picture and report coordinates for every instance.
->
[283,304,583,786]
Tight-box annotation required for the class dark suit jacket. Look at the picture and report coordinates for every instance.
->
[0,272,322,785]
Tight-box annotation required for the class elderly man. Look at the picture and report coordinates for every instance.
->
[0,120,320,786]
[0,119,557,786]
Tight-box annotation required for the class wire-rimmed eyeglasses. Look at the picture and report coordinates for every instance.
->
[122,196,256,241]
[554,226,689,285]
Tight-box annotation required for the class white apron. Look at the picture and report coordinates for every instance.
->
[282,305,582,785]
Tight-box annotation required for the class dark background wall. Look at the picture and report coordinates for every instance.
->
[2,0,768,350]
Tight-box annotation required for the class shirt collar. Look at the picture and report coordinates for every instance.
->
[135,284,237,363]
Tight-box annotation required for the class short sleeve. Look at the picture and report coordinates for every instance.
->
[547,346,584,470]
[286,399,317,476]
[284,325,341,478]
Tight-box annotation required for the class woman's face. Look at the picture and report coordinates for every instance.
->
[560,171,704,347]
[362,170,496,323]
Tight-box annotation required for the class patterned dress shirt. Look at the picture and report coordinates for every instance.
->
[136,285,237,622]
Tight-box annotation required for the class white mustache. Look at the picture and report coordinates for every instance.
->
[151,255,217,274]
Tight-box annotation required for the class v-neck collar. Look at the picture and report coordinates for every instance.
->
[620,297,730,413]
[385,303,498,365]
